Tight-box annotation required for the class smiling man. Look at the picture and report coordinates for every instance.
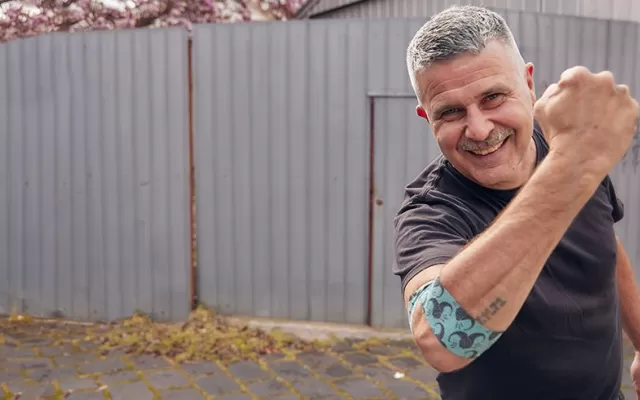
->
[393,5,640,400]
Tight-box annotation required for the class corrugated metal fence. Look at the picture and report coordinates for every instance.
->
[0,27,192,321]
[1,10,639,328]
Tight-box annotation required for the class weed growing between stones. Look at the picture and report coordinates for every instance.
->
[1,306,330,364]
[93,306,330,363]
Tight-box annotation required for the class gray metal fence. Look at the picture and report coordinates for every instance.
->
[192,20,371,324]
[0,27,192,321]
[1,9,639,329]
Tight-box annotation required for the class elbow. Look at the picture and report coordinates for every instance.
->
[413,332,472,373]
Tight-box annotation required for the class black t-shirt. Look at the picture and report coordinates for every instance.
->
[393,123,625,400]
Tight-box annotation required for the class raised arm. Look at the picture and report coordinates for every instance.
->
[399,67,639,373]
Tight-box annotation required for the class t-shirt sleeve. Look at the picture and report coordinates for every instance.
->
[603,175,624,223]
[393,195,472,294]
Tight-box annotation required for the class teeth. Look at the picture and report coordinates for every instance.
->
[470,139,505,156]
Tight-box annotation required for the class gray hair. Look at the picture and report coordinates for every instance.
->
[407,5,521,99]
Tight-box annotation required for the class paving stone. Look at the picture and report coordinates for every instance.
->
[4,380,33,394]
[98,349,128,358]
[0,370,24,382]
[22,337,51,346]
[330,342,354,353]
[145,370,190,389]
[158,388,205,399]
[0,346,36,358]
[181,361,222,376]
[361,366,396,380]
[196,375,240,395]
[388,357,424,370]
[76,341,101,351]
[39,344,76,357]
[217,394,253,400]
[55,352,101,365]
[99,370,140,385]
[296,352,337,369]
[108,381,154,400]
[29,366,77,382]
[269,361,312,382]
[66,391,107,400]
[383,379,431,399]
[130,355,170,370]
[227,361,269,381]
[247,379,290,397]
[320,363,354,379]
[15,358,53,370]
[291,378,338,398]
[78,357,126,374]
[364,345,402,356]
[342,352,378,366]
[622,370,633,388]
[10,382,57,398]
[335,378,383,398]
[261,353,286,363]
[407,366,439,383]
[58,377,98,391]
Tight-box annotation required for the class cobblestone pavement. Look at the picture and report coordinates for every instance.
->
[0,321,638,400]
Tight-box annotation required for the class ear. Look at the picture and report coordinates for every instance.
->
[416,105,429,121]
[524,62,536,103]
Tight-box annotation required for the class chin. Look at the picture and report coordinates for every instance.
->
[470,169,520,190]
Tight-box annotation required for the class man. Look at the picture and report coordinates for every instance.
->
[393,5,640,400]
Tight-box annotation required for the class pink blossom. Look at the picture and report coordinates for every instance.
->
[0,0,307,42]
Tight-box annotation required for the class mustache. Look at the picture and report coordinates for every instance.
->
[459,127,515,152]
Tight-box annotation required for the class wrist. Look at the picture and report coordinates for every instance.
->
[543,149,605,191]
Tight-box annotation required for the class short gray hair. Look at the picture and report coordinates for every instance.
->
[407,5,520,98]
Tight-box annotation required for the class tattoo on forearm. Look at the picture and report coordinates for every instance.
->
[476,297,507,325]
[418,278,504,359]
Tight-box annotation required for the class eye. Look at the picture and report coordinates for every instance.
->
[439,107,464,120]
[483,93,505,107]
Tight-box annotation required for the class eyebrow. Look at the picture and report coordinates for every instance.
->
[431,83,512,118]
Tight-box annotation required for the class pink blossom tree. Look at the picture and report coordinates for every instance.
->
[0,0,307,42]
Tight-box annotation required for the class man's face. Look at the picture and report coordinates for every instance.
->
[415,40,537,190]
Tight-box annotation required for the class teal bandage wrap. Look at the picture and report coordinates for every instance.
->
[407,277,503,359]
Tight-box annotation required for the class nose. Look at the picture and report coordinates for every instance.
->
[464,106,494,142]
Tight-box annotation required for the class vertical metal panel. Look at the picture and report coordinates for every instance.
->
[0,28,191,321]
[192,20,370,324]
[370,95,441,329]
[368,18,425,328]
[608,21,640,279]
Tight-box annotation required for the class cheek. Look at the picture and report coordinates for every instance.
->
[485,101,531,130]
[433,124,464,154]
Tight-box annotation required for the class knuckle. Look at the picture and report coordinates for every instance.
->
[595,70,615,86]
[617,84,630,95]
[561,66,590,82]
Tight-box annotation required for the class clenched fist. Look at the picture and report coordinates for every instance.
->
[534,66,639,178]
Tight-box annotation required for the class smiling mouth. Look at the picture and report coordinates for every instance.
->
[467,136,509,156]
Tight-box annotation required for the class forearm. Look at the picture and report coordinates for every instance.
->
[616,238,640,350]
[439,150,603,331]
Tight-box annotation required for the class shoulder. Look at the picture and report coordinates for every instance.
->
[395,156,465,224]
[393,155,476,254]
[392,156,475,291]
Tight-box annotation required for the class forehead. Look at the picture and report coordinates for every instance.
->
[417,41,520,107]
